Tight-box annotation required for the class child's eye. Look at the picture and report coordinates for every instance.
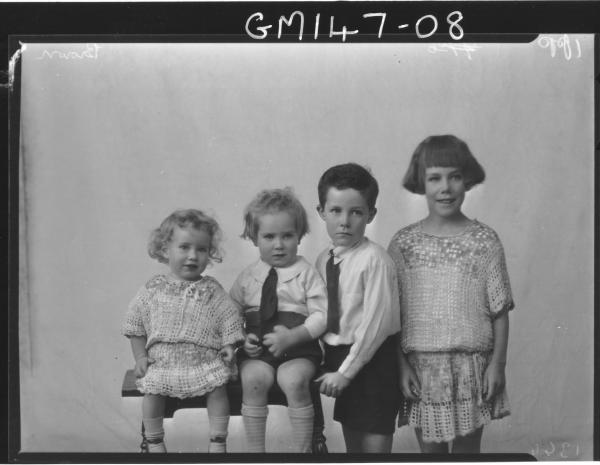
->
[351,210,364,216]
[330,207,341,214]
[263,234,274,240]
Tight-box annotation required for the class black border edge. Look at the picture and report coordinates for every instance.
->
[7,35,23,463]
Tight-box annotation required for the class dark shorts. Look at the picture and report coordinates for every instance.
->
[240,311,323,369]
[323,335,400,435]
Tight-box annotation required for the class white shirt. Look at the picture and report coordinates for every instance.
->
[315,237,401,379]
[229,256,328,339]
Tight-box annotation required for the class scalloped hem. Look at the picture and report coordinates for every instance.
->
[138,376,230,400]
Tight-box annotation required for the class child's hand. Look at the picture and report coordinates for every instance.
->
[243,333,263,358]
[219,345,235,364]
[483,361,506,402]
[133,356,155,378]
[316,371,350,398]
[399,361,421,401]
[262,325,294,358]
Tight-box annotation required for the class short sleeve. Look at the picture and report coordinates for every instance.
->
[214,287,246,346]
[229,273,245,313]
[302,266,328,338]
[121,285,148,337]
[486,238,515,316]
[387,236,406,302]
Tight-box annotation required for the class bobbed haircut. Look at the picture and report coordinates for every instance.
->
[148,209,223,264]
[402,135,486,194]
[317,163,379,211]
[241,187,309,243]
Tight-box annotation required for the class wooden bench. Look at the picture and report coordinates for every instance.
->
[121,369,328,453]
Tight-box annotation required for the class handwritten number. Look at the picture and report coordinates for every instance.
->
[447,11,464,40]
[362,13,386,39]
[416,15,438,39]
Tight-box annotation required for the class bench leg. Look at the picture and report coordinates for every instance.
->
[311,390,328,454]
[140,421,149,453]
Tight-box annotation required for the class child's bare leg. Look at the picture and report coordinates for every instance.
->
[451,427,483,453]
[142,394,167,453]
[277,358,316,452]
[206,385,230,453]
[415,428,449,453]
[240,360,275,452]
[342,426,393,453]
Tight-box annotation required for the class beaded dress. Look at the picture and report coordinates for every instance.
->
[387,220,514,442]
[122,274,245,399]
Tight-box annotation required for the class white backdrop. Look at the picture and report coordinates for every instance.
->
[17,38,594,458]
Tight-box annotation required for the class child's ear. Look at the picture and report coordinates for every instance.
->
[367,207,377,224]
[316,205,325,220]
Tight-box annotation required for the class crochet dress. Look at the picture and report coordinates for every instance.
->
[122,275,245,399]
[387,220,514,443]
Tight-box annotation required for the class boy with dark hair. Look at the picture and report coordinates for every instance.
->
[315,163,401,453]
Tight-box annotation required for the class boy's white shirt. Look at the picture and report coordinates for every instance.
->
[229,256,328,339]
[315,237,401,380]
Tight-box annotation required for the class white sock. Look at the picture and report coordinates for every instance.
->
[288,405,314,453]
[143,416,166,453]
[208,415,229,453]
[241,404,268,453]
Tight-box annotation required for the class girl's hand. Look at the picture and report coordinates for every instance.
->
[399,361,421,401]
[262,325,294,358]
[243,333,263,358]
[483,361,506,402]
[316,371,350,398]
[133,356,155,378]
[219,345,235,364]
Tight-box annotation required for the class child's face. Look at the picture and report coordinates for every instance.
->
[318,187,375,248]
[424,166,466,219]
[255,211,300,268]
[163,226,211,281]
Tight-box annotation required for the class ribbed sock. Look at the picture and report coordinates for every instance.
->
[143,416,166,453]
[241,404,268,453]
[208,415,229,453]
[288,405,314,453]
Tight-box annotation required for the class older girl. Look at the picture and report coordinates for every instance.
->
[388,135,514,453]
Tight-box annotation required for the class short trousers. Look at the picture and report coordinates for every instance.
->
[240,311,323,368]
[323,335,400,435]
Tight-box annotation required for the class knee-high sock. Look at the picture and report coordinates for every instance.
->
[208,415,229,453]
[241,404,268,453]
[143,416,166,453]
[288,405,314,453]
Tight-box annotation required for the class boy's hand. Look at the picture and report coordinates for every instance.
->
[243,333,263,358]
[316,371,350,398]
[133,356,155,378]
[219,345,235,364]
[483,361,506,402]
[262,325,295,358]
[399,361,421,401]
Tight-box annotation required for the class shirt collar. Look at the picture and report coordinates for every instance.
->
[330,237,368,264]
[251,257,305,283]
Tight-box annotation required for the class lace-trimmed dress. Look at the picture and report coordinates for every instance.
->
[388,220,514,443]
[122,275,245,399]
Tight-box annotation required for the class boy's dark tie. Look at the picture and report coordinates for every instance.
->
[259,267,278,335]
[326,250,340,334]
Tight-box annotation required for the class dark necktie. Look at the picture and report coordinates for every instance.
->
[259,267,278,334]
[326,250,340,334]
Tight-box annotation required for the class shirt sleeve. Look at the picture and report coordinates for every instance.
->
[338,254,401,379]
[121,284,148,338]
[229,272,246,313]
[300,266,328,339]
[387,236,405,303]
[486,237,515,317]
